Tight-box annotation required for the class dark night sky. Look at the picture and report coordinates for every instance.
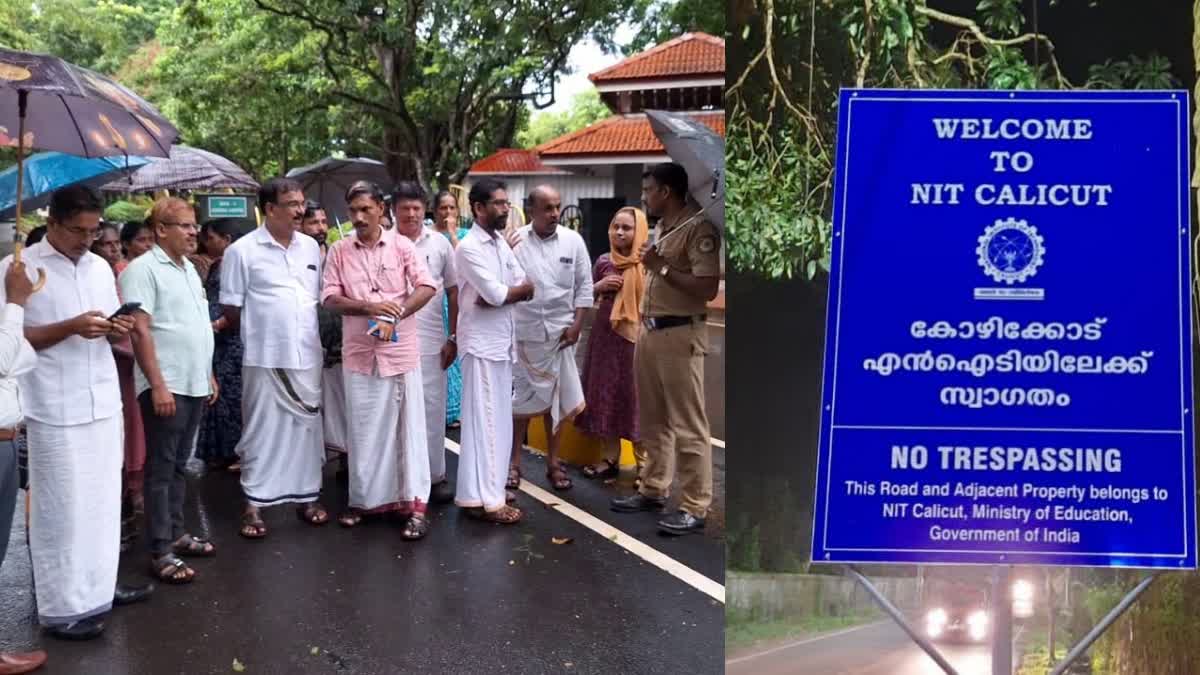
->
[930,0,1194,90]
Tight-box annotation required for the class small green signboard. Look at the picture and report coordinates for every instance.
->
[208,196,249,218]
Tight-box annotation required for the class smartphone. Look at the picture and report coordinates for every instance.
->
[108,302,142,321]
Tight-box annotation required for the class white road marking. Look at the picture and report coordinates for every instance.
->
[725,620,890,665]
[706,321,725,328]
[711,437,725,449]
[444,438,725,604]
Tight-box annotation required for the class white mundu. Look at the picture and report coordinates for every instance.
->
[0,243,122,626]
[454,224,524,510]
[510,224,592,431]
[220,227,325,506]
[411,226,456,482]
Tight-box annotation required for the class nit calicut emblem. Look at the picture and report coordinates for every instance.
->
[976,217,1045,284]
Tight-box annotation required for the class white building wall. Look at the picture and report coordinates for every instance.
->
[466,171,615,217]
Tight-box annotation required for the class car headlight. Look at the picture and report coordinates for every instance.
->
[1012,579,1034,602]
[926,608,948,626]
[967,610,988,628]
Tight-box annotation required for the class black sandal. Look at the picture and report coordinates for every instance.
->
[239,511,267,539]
[297,503,330,526]
[582,459,619,480]
[547,464,573,491]
[151,553,194,584]
[401,513,429,540]
[171,534,216,557]
[338,510,363,528]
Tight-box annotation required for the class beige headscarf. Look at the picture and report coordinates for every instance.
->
[608,207,649,343]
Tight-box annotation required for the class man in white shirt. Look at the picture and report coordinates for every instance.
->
[220,178,329,538]
[0,260,47,672]
[0,186,143,640]
[393,183,459,505]
[454,178,533,524]
[507,186,593,492]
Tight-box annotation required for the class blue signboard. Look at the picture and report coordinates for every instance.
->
[812,89,1196,568]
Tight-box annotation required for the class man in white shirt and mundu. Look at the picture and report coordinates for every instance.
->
[392,183,459,505]
[0,186,137,640]
[507,185,592,492]
[454,178,533,524]
[220,178,330,538]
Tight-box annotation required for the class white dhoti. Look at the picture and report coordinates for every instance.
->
[323,363,348,453]
[420,353,448,482]
[512,339,586,433]
[455,355,513,511]
[27,414,123,625]
[237,366,325,507]
[344,365,430,511]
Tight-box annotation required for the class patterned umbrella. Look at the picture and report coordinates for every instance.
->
[101,145,258,193]
[0,47,177,273]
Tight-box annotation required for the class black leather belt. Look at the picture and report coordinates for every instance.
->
[644,314,705,331]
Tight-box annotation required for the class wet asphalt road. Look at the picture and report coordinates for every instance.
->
[726,619,994,675]
[0,441,724,674]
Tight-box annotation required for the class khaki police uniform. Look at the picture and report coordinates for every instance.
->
[635,206,720,518]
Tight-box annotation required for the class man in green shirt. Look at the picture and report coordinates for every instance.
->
[120,197,219,585]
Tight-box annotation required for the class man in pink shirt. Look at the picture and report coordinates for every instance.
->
[321,181,436,539]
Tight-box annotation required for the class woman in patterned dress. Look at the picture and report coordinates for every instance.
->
[196,219,251,470]
[576,208,649,479]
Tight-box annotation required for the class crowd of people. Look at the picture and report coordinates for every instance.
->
[0,161,719,672]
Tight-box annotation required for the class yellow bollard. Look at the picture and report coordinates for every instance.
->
[525,417,637,468]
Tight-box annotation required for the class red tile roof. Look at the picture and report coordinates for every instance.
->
[468,149,567,175]
[589,33,725,83]
[536,112,725,157]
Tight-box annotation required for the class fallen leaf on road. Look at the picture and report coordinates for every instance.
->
[509,560,515,565]
[310,647,320,655]
[608,533,619,542]
[232,658,245,672]
[551,537,573,545]
[603,479,616,485]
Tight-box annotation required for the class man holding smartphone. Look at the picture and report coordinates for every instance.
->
[0,186,147,640]
[120,197,219,585]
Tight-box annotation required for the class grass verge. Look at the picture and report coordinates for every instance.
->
[725,608,879,653]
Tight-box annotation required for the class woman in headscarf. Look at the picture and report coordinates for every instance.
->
[576,207,649,479]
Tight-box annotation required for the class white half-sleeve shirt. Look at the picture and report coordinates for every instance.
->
[219,227,322,370]
[0,242,120,425]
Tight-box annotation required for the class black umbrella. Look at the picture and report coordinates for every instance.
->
[286,157,391,224]
[0,47,177,272]
[645,109,724,229]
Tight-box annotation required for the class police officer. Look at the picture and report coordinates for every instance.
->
[610,162,720,535]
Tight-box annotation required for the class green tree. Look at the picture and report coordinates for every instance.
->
[626,0,725,53]
[726,0,1179,281]
[2,0,172,74]
[247,0,639,189]
[136,0,346,180]
[517,89,611,148]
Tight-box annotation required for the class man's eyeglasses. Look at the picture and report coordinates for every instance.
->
[275,200,305,209]
[488,199,512,208]
[160,221,198,230]
[61,225,100,239]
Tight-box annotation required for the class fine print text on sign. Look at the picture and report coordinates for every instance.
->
[812,89,1196,568]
